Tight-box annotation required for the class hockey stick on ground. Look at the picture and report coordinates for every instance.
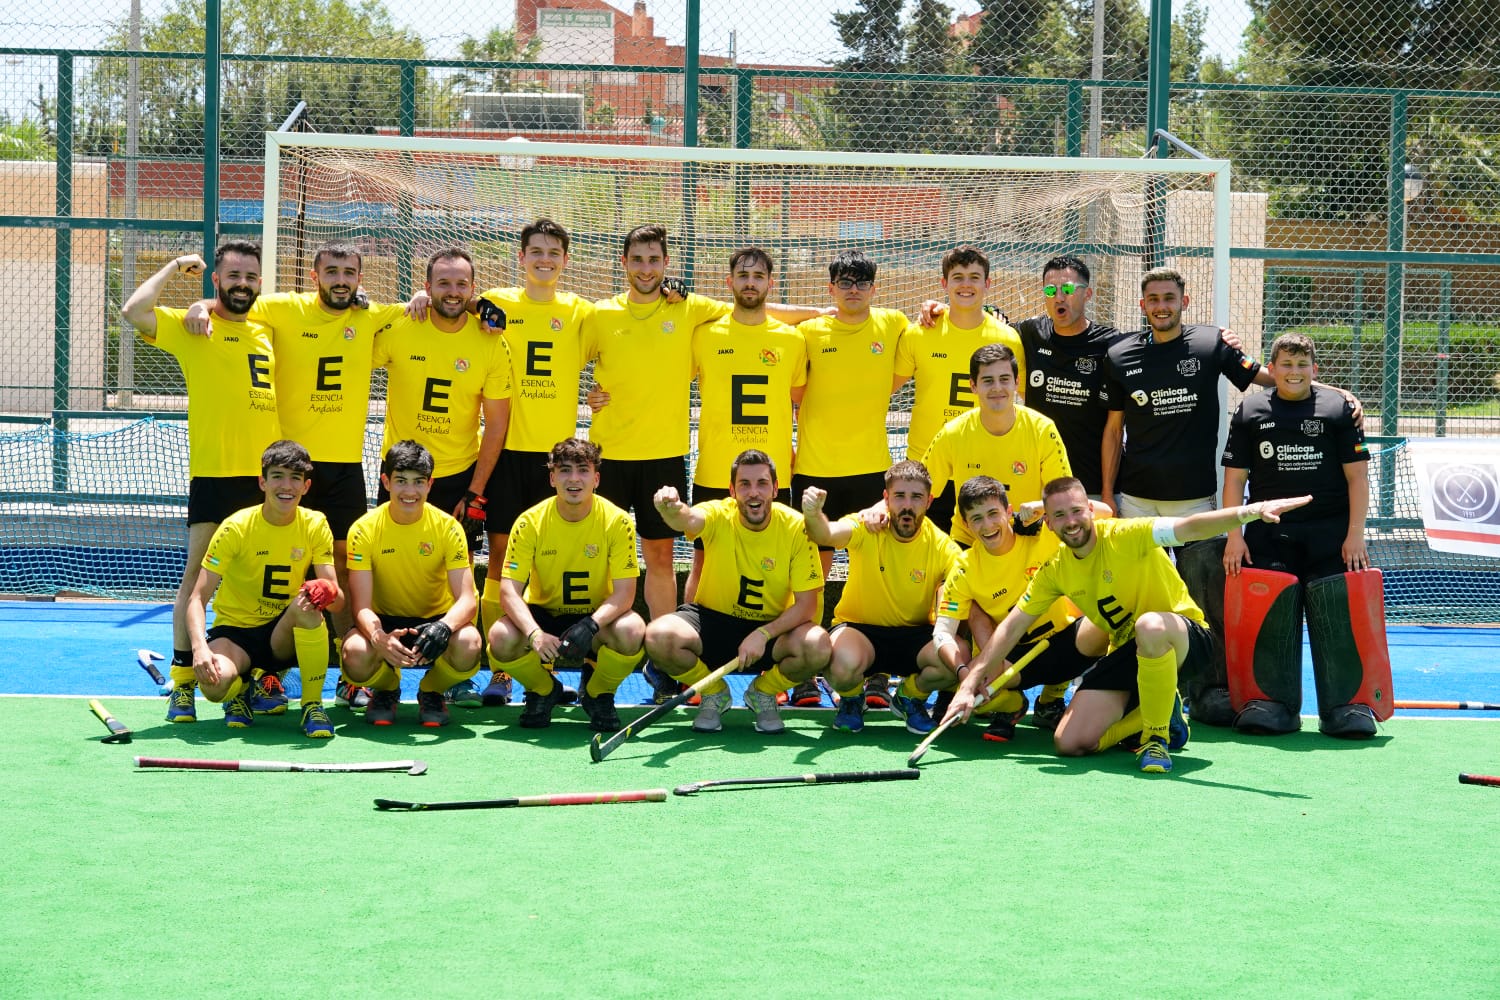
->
[1459,773,1500,788]
[135,756,428,775]
[589,658,739,762]
[136,649,167,687]
[1398,701,1500,711]
[673,768,918,796]
[907,638,1051,767]
[375,788,668,811]
[89,699,133,744]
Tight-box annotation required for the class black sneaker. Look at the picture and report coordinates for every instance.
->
[518,675,565,728]
[863,672,892,709]
[417,690,450,728]
[790,678,822,707]
[581,689,622,732]
[982,695,1030,743]
[1032,696,1066,732]
[366,687,401,726]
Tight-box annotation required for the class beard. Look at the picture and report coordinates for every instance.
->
[891,507,924,539]
[318,283,356,310]
[431,295,468,320]
[218,285,258,315]
[733,286,766,310]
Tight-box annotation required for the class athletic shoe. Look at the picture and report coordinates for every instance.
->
[417,690,450,728]
[691,690,732,733]
[444,678,483,708]
[1168,691,1191,751]
[250,670,289,715]
[1186,685,1234,727]
[335,679,371,710]
[744,685,785,735]
[1136,736,1173,774]
[864,672,892,709]
[518,676,566,729]
[366,687,401,726]
[790,678,822,707]
[642,660,683,705]
[165,683,197,723]
[890,690,935,735]
[1320,703,1377,739]
[481,672,512,706]
[832,690,866,732]
[580,688,622,733]
[982,694,1030,743]
[1032,696,1066,732]
[223,689,254,728]
[300,703,334,739]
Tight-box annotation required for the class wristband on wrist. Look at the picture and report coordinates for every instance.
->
[1238,504,1261,525]
[756,626,773,642]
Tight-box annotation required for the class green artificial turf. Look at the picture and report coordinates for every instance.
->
[6,696,1499,999]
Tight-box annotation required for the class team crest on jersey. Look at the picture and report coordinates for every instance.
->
[1131,389,1150,407]
[550,317,563,332]
[909,569,926,584]
[869,341,884,354]
[343,327,356,341]
[454,358,470,373]
[1177,358,1201,377]
[584,544,599,559]
[290,547,305,560]
[1102,569,1114,583]
[759,348,780,367]
[1076,357,1097,374]
[1301,419,1324,437]
[662,321,675,334]
[761,556,776,572]
[418,541,434,556]
[1012,461,1027,476]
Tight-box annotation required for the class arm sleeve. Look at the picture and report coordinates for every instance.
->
[1222,402,1252,468]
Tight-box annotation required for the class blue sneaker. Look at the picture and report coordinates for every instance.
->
[642,659,683,705]
[1137,736,1173,774]
[300,702,334,739]
[250,670,289,715]
[832,690,865,732]
[481,672,512,707]
[1168,691,1191,751]
[445,677,483,708]
[165,684,196,723]
[890,690,936,735]
[223,688,254,728]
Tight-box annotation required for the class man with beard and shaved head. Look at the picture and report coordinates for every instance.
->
[123,242,281,723]
[802,459,962,736]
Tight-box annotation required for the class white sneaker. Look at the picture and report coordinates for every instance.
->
[743,685,785,735]
[691,690,732,732]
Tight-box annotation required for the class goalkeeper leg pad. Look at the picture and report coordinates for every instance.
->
[1175,538,1232,719]
[1224,568,1304,732]
[1306,569,1393,723]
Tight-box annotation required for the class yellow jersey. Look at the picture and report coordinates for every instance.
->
[346,502,471,620]
[690,498,822,622]
[937,527,1074,640]
[501,494,640,615]
[479,287,593,453]
[894,313,1025,459]
[796,308,908,477]
[691,316,807,489]
[831,516,960,628]
[202,504,334,628]
[922,406,1071,545]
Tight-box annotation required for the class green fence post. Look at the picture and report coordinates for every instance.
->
[396,61,417,301]
[1435,269,1451,437]
[203,0,221,278]
[1142,0,1173,270]
[52,53,73,492]
[1380,93,1408,517]
[681,0,701,287]
[733,68,751,236]
[1064,81,1083,246]
[1351,271,1364,398]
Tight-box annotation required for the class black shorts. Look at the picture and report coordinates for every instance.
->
[302,460,367,540]
[207,611,294,673]
[687,484,793,550]
[525,605,591,636]
[377,463,482,552]
[598,455,689,541]
[487,449,553,535]
[1012,620,1095,689]
[187,475,263,526]
[1078,617,1213,695]
[830,621,932,676]
[791,472,887,551]
[1244,516,1349,582]
[671,603,775,674]
[927,481,956,541]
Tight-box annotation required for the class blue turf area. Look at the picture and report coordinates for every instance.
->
[6,600,1499,716]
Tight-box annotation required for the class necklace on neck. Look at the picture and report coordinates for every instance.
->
[626,295,664,321]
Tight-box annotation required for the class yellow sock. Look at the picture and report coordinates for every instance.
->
[976,688,1025,715]
[221,674,247,702]
[670,659,726,695]
[590,646,643,696]
[751,665,795,695]
[500,651,555,696]
[480,577,504,638]
[1137,650,1178,743]
[420,654,479,693]
[365,664,400,692]
[293,620,329,707]
[170,664,195,687]
[899,675,925,698]
[1040,682,1070,703]
[1096,707,1143,752]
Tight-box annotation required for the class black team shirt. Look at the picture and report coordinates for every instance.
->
[1016,316,1122,495]
[1222,385,1367,522]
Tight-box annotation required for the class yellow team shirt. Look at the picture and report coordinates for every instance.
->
[345,502,471,620]
[501,494,639,615]
[144,308,279,477]
[1018,517,1204,651]
[690,499,823,621]
[691,317,807,489]
[250,293,402,463]
[480,287,593,454]
[894,313,1025,459]
[937,527,1075,641]
[374,315,512,478]
[583,292,731,460]
[832,516,961,628]
[796,308,909,477]
[202,505,334,628]
[922,406,1071,545]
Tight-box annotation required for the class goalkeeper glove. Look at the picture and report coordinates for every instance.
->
[458,492,488,536]
[300,578,338,610]
[477,298,507,330]
[661,276,688,300]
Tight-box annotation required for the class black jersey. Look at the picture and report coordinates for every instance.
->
[1016,316,1122,494]
[1101,324,1260,501]
[1222,385,1367,522]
